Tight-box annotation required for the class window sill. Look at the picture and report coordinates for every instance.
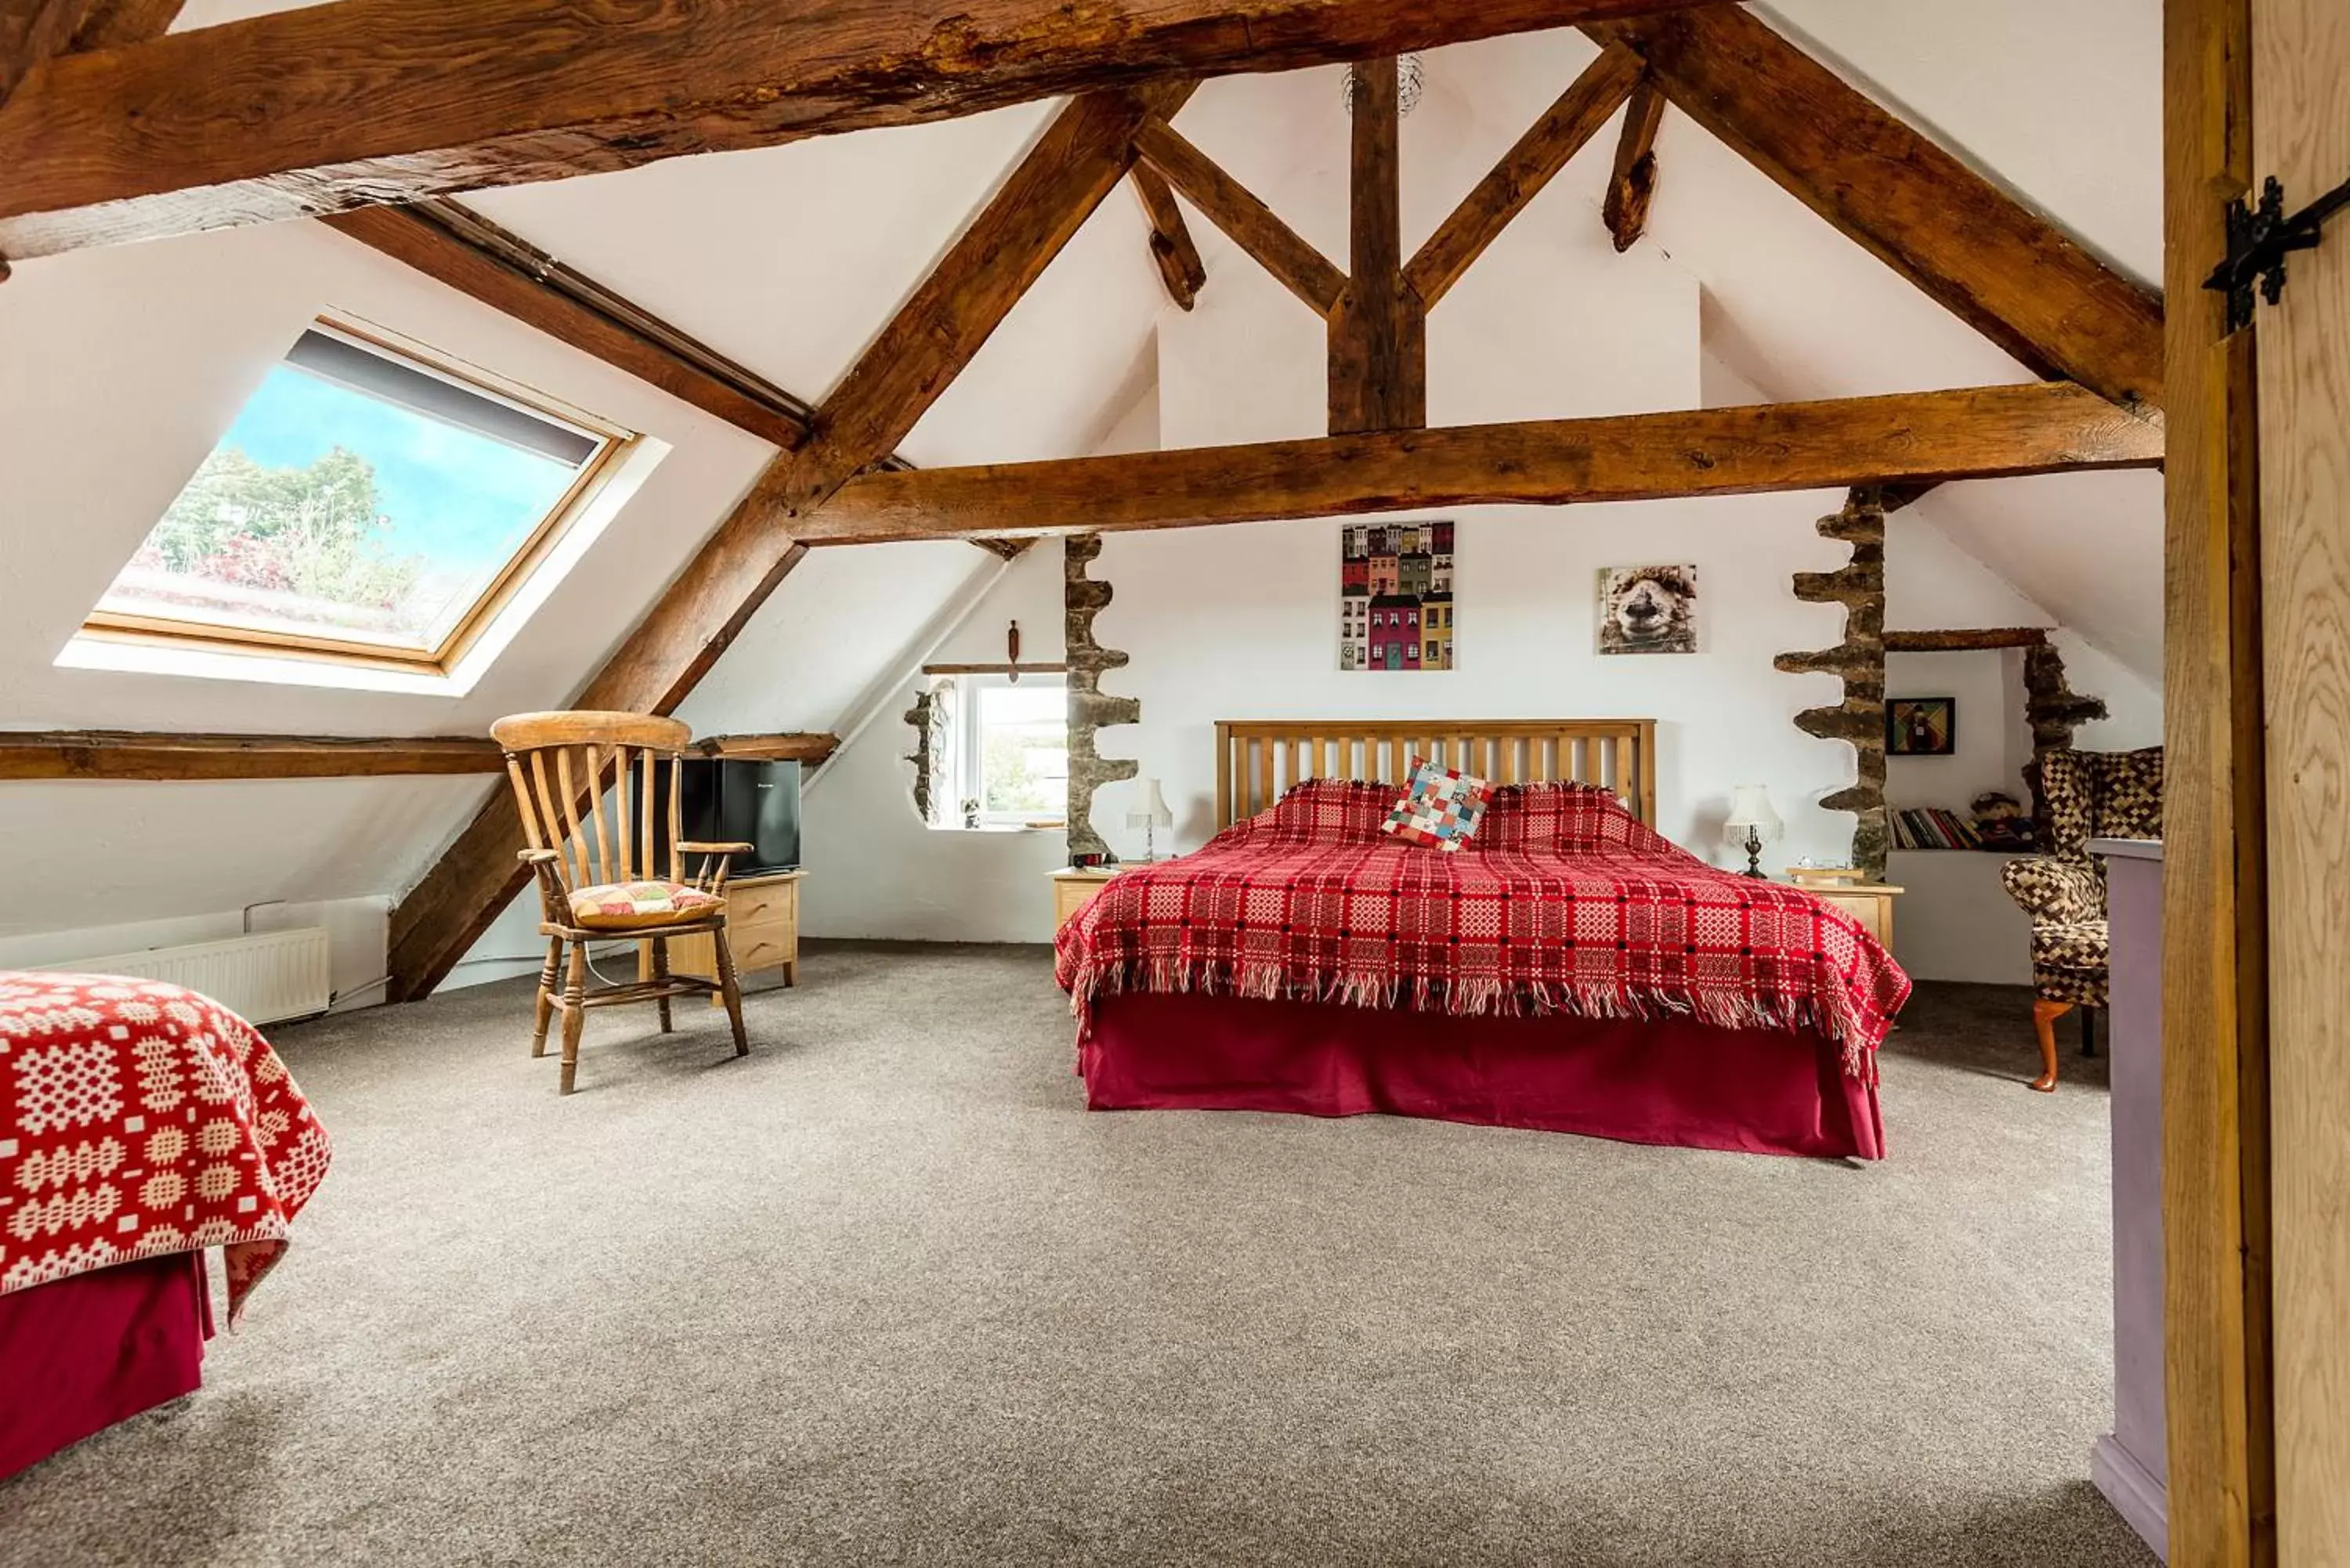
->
[929,822,1063,835]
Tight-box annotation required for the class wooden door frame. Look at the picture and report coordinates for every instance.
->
[2164,0,2277,1563]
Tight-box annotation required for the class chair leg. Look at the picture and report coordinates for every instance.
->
[2031,999,2073,1093]
[713,927,750,1059]
[559,941,589,1096]
[530,937,562,1058]
[2081,1006,2099,1058]
[651,937,674,1034]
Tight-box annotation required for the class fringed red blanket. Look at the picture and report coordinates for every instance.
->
[0,973,331,1321]
[1055,781,1912,1079]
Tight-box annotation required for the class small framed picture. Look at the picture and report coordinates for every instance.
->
[1886,697,1958,756]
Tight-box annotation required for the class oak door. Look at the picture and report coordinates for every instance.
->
[2253,0,2350,1559]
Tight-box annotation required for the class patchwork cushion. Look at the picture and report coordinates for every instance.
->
[567,880,724,930]
[1382,757,1494,851]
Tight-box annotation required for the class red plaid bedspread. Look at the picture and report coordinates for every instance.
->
[1,972,331,1320]
[1056,781,1911,1078]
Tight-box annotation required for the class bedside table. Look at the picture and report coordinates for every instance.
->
[1050,866,1121,931]
[1793,879,1903,947]
[641,869,803,1003]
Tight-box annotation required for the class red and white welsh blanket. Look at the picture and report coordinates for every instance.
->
[1057,781,1912,1078]
[1,973,330,1320]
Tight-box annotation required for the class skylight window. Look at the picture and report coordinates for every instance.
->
[82,317,631,674]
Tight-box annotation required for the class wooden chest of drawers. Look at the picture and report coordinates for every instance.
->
[640,869,802,1000]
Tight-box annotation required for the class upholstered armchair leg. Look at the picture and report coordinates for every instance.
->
[531,938,562,1058]
[713,928,750,1058]
[2081,1007,2099,1058]
[650,938,674,1034]
[559,941,589,1096]
[2031,999,2073,1093]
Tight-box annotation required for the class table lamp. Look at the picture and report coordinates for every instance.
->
[1723,785,1782,880]
[1127,778,1174,862]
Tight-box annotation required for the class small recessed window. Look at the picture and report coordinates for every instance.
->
[921,673,1068,829]
[80,316,631,677]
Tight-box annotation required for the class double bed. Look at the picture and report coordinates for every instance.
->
[0,973,330,1478]
[1056,720,1911,1160]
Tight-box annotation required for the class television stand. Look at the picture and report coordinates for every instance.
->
[638,869,803,1003]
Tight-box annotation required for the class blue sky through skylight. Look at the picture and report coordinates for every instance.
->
[226,364,580,571]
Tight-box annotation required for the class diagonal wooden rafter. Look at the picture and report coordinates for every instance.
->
[1585,6,2165,417]
[1405,45,1643,309]
[0,0,1741,260]
[1602,74,1667,251]
[386,82,1195,999]
[1130,165,1207,310]
[64,0,173,49]
[0,0,96,108]
[1133,116,1344,316]
[796,382,2164,544]
[325,200,824,456]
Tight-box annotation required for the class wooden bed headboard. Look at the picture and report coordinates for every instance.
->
[1212,720,1658,829]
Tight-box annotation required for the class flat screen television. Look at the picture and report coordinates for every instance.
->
[657,758,802,879]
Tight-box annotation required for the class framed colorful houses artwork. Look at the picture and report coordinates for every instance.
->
[1341,522,1455,671]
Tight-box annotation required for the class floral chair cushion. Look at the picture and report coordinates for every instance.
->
[567,880,724,930]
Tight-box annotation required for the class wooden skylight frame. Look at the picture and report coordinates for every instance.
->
[78,313,636,680]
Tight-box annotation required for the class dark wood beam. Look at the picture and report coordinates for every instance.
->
[801,381,2165,544]
[1602,75,1667,251]
[65,0,175,49]
[1130,165,1206,310]
[324,201,819,456]
[1883,628,2049,653]
[0,1,97,107]
[1328,58,1424,434]
[386,85,1191,1001]
[1133,116,1344,316]
[0,0,1737,258]
[692,732,839,764]
[1405,45,1643,308]
[1589,6,2164,417]
[0,730,504,781]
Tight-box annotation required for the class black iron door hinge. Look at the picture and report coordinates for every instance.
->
[2205,173,2350,332]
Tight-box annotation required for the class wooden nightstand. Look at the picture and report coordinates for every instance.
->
[1050,866,1121,931]
[1791,878,1904,947]
[641,869,803,1002]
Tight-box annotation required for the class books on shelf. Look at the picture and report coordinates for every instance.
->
[1891,807,1985,851]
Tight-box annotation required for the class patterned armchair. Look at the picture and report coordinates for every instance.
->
[2000,746,2164,1091]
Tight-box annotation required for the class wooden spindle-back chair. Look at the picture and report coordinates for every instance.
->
[490,710,751,1094]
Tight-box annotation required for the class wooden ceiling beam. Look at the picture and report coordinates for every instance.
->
[1602,75,1667,251]
[0,731,506,781]
[798,381,2164,544]
[1588,6,2164,417]
[1405,45,1643,309]
[385,84,1191,1000]
[1130,164,1207,310]
[1328,57,1424,434]
[1884,628,2050,653]
[0,0,1738,259]
[1133,116,1344,316]
[324,201,820,456]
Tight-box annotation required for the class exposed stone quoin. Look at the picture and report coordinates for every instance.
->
[1773,489,1889,879]
[2021,642,2110,836]
[1065,533,1139,862]
[902,686,944,825]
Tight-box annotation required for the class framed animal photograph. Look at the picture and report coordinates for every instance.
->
[1886,696,1958,756]
[1596,565,1697,655]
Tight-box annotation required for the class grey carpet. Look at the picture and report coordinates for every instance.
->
[1,945,2153,1568]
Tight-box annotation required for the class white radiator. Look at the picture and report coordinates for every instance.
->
[42,927,334,1025]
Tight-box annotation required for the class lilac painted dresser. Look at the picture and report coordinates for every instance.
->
[2090,837,2166,1561]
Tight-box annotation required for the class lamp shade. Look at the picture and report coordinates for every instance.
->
[1722,784,1782,842]
[1127,778,1173,828]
